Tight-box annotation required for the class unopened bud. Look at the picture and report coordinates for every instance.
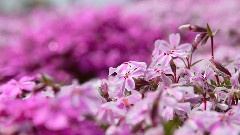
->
[193,33,209,47]
[209,58,231,79]
[179,24,207,32]
[99,81,109,99]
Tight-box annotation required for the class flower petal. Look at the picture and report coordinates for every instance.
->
[169,33,180,48]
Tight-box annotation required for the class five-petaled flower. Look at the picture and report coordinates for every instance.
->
[151,33,192,66]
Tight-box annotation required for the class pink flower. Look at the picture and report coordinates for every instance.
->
[145,64,172,81]
[0,76,35,99]
[32,101,69,130]
[151,33,191,66]
[109,61,147,95]
[96,102,126,125]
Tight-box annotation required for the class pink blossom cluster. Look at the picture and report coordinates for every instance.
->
[0,6,162,83]
[1,24,240,134]
[1,0,240,83]
[0,74,105,135]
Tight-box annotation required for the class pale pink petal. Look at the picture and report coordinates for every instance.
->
[177,43,192,51]
[130,68,145,77]
[155,40,171,52]
[145,126,163,135]
[162,106,174,121]
[163,55,172,66]
[125,78,135,91]
[155,53,165,65]
[145,69,161,80]
[129,61,147,69]
[162,96,177,107]
[169,33,180,48]
[109,67,117,76]
[176,102,191,112]
[18,81,36,91]
[231,72,239,86]
[172,90,183,100]
[161,72,172,86]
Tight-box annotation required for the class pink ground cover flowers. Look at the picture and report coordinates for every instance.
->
[1,0,240,84]
[1,24,240,135]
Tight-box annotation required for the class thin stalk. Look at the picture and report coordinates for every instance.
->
[186,57,190,69]
[189,52,193,66]
[210,36,214,59]
[203,93,207,110]
[215,75,220,86]
[174,71,177,83]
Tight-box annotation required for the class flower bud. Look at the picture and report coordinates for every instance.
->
[209,58,231,79]
[193,33,209,47]
[179,24,207,32]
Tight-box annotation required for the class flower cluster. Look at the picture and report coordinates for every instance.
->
[0,6,162,83]
[0,74,104,135]
[97,25,240,134]
[1,24,240,134]
[1,0,240,83]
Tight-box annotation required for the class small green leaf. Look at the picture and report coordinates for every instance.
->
[41,73,53,86]
[59,77,69,86]
[223,78,231,88]
[193,85,204,94]
[210,79,217,86]
[206,23,213,36]
[164,117,183,135]
[100,124,109,131]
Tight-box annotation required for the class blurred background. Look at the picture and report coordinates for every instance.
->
[0,0,240,84]
[0,0,130,13]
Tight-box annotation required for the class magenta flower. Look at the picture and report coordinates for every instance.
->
[0,76,35,99]
[32,100,69,130]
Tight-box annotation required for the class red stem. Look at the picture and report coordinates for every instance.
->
[211,36,214,59]
[203,93,207,110]
[215,75,220,86]
[174,71,177,83]
[186,57,190,69]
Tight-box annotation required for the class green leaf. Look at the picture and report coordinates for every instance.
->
[100,124,109,131]
[41,73,53,86]
[164,117,183,135]
[210,79,217,86]
[223,78,231,88]
[59,77,69,86]
[191,59,203,67]
[206,23,213,36]
[194,85,204,95]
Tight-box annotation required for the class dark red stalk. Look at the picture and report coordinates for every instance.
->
[203,93,207,110]
[215,75,220,86]
[210,36,214,59]
[186,57,190,69]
